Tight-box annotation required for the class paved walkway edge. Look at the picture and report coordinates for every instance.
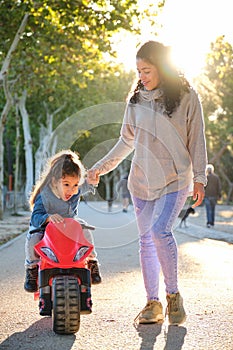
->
[175,223,233,244]
[0,231,26,252]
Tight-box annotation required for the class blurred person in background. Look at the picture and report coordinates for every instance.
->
[116,174,131,212]
[204,164,221,228]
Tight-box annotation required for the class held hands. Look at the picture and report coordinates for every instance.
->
[87,169,100,186]
[192,182,205,208]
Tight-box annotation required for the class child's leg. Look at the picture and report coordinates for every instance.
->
[82,228,102,284]
[75,217,102,284]
[24,231,43,292]
[82,227,97,259]
[25,231,43,268]
[74,217,97,257]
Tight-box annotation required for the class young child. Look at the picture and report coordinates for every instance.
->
[24,149,102,293]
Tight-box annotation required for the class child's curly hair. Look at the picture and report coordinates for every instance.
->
[29,150,86,209]
[130,41,191,117]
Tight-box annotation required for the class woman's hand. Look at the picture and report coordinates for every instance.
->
[192,182,205,208]
[87,169,100,186]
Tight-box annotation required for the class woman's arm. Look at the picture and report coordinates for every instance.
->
[186,91,207,179]
[187,90,207,207]
[88,105,135,183]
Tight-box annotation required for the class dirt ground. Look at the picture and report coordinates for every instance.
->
[0,211,30,246]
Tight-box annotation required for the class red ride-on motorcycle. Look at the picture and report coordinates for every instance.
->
[32,218,94,335]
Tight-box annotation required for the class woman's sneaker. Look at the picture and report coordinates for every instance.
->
[135,300,164,324]
[166,292,186,325]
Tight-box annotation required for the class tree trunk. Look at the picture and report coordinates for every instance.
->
[35,103,65,180]
[216,161,233,204]
[18,91,33,203]
[0,13,29,80]
[210,140,233,204]
[13,103,21,213]
[0,13,29,219]
[209,143,230,164]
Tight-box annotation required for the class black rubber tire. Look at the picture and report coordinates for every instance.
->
[52,276,80,334]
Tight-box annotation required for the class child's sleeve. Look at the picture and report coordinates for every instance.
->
[79,180,96,196]
[30,194,49,227]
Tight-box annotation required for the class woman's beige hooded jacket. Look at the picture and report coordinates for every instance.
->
[92,88,207,200]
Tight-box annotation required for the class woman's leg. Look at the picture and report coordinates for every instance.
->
[150,187,189,295]
[133,186,189,299]
[132,197,161,301]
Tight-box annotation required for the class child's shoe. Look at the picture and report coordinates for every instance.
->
[88,259,102,284]
[166,292,186,325]
[24,266,38,292]
[39,295,52,316]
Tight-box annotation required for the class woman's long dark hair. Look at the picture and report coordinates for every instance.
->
[130,41,191,117]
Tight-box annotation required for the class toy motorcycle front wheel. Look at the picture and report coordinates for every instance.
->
[52,276,80,334]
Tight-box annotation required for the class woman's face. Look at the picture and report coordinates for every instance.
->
[136,58,161,90]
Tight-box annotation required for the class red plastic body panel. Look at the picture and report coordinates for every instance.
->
[34,218,94,270]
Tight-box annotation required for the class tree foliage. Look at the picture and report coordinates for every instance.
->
[0,0,167,212]
[0,0,139,111]
[0,1,139,133]
[0,0,141,210]
[196,36,233,201]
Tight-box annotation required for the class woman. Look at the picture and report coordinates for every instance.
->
[88,41,207,325]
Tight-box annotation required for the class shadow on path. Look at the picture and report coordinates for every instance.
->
[0,319,75,350]
[135,323,187,350]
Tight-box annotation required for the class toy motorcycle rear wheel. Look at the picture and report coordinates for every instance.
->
[52,276,81,334]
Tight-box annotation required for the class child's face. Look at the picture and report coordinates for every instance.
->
[54,175,80,201]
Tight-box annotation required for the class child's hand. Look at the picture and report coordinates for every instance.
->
[48,214,64,223]
[87,169,100,186]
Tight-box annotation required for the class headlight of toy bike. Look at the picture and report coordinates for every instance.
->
[73,246,89,262]
[40,247,59,263]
